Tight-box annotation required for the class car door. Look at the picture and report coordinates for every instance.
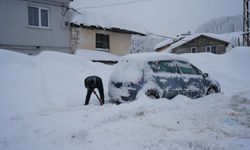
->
[190,64,207,97]
[153,60,181,99]
[175,60,205,98]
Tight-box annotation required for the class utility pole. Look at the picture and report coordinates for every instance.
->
[243,0,250,46]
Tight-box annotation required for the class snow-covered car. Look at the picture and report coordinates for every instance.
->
[108,52,221,103]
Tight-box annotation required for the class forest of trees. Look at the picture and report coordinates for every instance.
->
[196,15,242,34]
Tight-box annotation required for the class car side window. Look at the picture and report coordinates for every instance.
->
[148,61,158,72]
[191,64,203,75]
[176,60,193,75]
[158,61,177,73]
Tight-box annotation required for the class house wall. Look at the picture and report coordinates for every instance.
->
[70,27,131,56]
[173,36,228,54]
[0,0,71,55]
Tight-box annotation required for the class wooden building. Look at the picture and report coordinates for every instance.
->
[155,33,230,54]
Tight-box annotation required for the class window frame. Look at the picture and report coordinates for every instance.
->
[191,47,197,53]
[206,46,217,54]
[206,46,211,53]
[148,61,158,73]
[27,5,50,29]
[211,46,217,54]
[96,33,110,51]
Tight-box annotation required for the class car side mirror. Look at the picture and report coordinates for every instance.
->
[203,73,209,78]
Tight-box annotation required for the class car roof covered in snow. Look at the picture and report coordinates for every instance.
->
[120,52,189,63]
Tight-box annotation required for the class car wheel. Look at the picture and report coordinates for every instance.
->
[207,87,216,95]
[145,89,160,99]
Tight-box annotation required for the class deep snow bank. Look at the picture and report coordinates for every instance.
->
[180,47,250,95]
[75,49,120,61]
[0,47,250,150]
[0,49,113,117]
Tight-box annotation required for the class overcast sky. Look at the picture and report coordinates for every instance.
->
[71,0,242,37]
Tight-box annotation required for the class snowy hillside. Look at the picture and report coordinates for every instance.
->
[196,15,242,34]
[0,47,250,150]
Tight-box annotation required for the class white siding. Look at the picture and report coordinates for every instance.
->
[0,0,71,54]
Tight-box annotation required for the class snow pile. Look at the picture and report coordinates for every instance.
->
[217,32,243,47]
[70,10,146,35]
[180,46,250,95]
[0,47,250,150]
[0,49,113,117]
[75,49,120,61]
[131,35,165,53]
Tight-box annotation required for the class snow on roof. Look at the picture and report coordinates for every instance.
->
[154,38,174,51]
[74,49,120,61]
[70,10,147,35]
[163,33,230,52]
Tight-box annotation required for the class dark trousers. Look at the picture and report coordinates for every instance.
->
[84,81,104,105]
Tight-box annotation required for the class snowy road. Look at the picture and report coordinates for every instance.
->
[1,93,250,150]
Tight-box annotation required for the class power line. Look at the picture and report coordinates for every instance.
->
[76,0,154,9]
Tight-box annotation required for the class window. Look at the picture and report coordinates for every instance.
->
[176,60,193,75]
[211,46,216,54]
[96,34,110,50]
[148,61,177,73]
[191,65,202,75]
[40,9,49,27]
[191,47,197,53]
[206,46,216,54]
[148,61,158,73]
[158,61,177,73]
[206,46,211,53]
[28,6,49,28]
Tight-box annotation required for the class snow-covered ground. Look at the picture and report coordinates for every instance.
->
[0,47,250,150]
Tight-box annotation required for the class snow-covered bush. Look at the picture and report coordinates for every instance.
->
[130,35,164,53]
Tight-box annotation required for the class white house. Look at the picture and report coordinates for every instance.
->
[69,10,146,56]
[0,0,72,55]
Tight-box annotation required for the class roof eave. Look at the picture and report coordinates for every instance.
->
[70,23,146,36]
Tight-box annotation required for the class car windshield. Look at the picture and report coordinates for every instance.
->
[191,64,203,75]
